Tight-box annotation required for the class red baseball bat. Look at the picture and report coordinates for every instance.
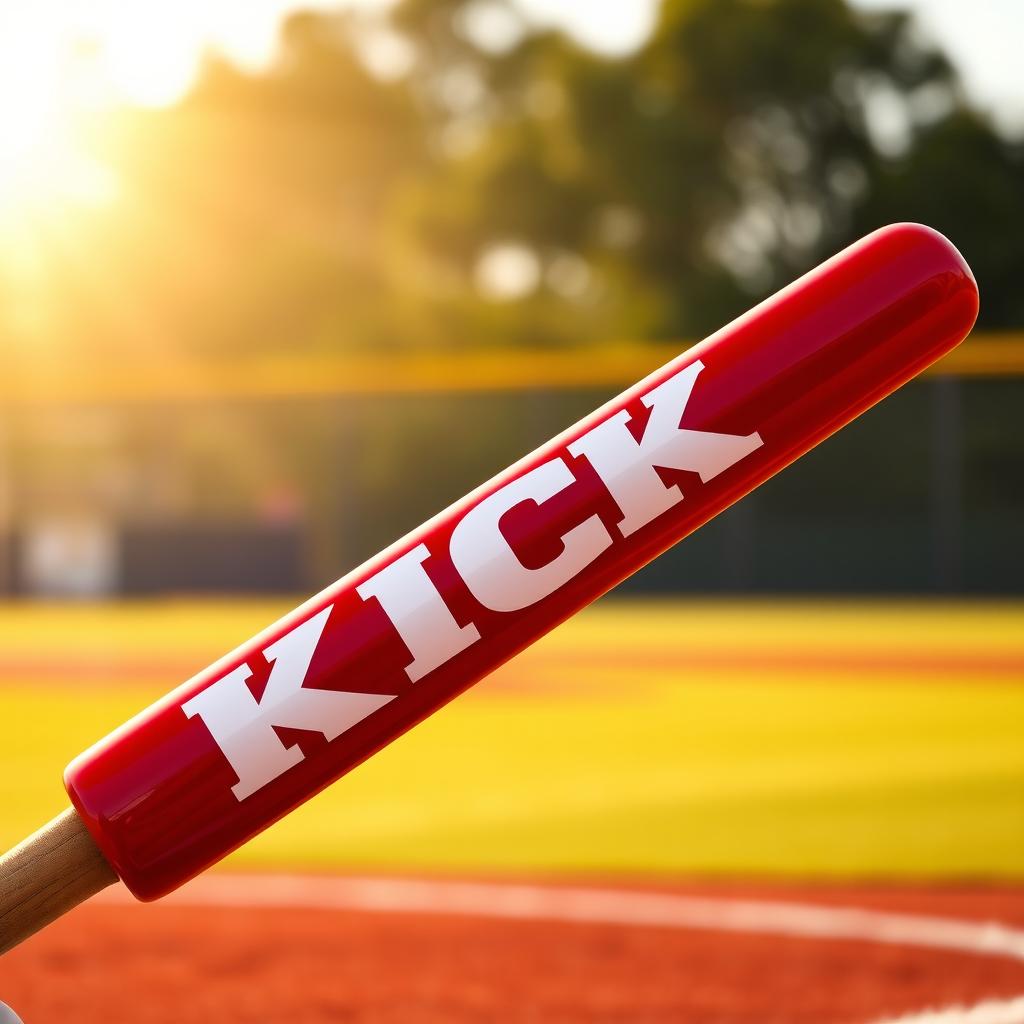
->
[0,223,978,951]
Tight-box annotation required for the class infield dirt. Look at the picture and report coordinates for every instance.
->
[5,878,1024,1023]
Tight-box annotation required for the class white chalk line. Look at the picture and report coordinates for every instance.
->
[874,996,1024,1024]
[97,874,1024,1024]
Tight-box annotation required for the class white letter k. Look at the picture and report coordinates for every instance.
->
[182,605,395,800]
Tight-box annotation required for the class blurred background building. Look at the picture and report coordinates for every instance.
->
[0,0,1020,598]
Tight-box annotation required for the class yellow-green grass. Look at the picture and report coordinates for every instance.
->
[0,598,1022,879]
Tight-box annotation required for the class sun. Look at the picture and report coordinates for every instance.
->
[0,1,275,343]
[0,1,307,221]
[0,81,57,191]
[0,12,120,226]
[0,2,290,342]
[0,0,223,214]
[0,22,67,198]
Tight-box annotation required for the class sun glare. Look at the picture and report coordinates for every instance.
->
[0,57,59,182]
[0,10,123,227]
[0,2,311,227]
[0,17,72,201]
[0,1,311,342]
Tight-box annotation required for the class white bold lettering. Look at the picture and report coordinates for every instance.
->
[450,458,613,613]
[182,605,394,800]
[356,543,480,682]
[568,359,762,538]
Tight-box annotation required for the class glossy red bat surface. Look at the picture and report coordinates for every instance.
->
[65,223,978,900]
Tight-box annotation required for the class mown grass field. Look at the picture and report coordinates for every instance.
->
[0,598,1021,878]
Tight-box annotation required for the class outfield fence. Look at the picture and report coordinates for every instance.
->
[0,337,1020,596]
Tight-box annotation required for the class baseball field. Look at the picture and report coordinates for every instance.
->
[2,597,1023,1022]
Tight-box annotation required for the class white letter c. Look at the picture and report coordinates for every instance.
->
[450,458,612,613]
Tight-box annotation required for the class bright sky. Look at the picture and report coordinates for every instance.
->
[7,1,1012,122]
[509,1,1024,135]
[232,1,1024,134]
[0,0,1016,229]
[848,0,1023,134]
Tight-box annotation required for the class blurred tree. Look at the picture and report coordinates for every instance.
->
[0,0,1020,585]
[850,110,1024,329]
[391,0,1022,340]
[47,10,433,364]
[7,0,1016,368]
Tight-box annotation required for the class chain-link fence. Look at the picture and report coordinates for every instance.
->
[0,349,1019,596]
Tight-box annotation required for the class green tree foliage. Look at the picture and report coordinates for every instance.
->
[2,1,1020,584]
[391,0,1023,341]
[3,0,1021,364]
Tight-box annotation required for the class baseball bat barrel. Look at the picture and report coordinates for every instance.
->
[0,223,979,951]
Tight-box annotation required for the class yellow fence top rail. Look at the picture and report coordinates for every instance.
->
[2,335,1022,404]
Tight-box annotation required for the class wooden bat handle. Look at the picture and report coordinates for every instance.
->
[0,808,118,955]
